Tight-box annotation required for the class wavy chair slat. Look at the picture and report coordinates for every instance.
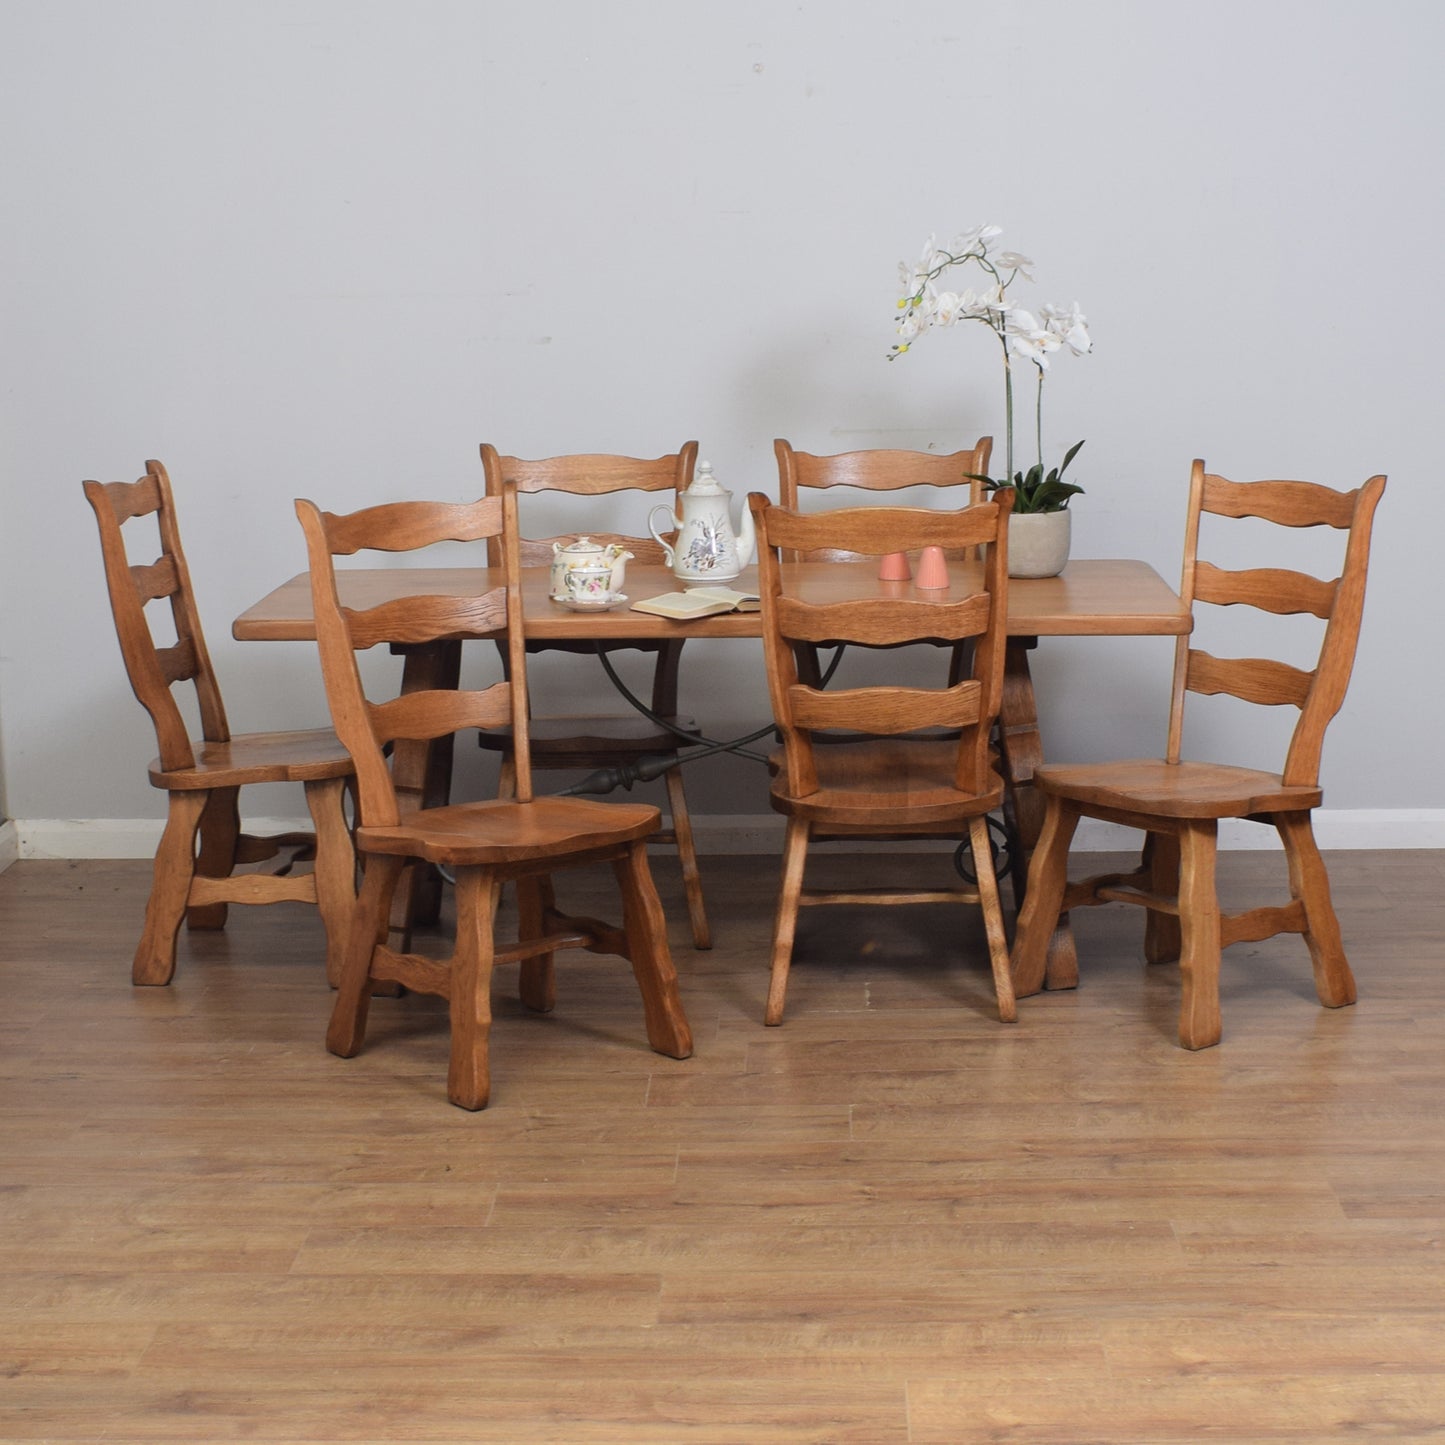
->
[97,473,163,523]
[155,638,200,686]
[775,593,991,647]
[787,679,983,735]
[130,555,181,603]
[762,502,1003,558]
[340,592,508,650]
[367,686,514,745]
[494,450,689,495]
[1187,649,1314,708]
[517,533,671,568]
[1193,561,1338,619]
[784,444,989,492]
[321,496,505,556]
[1202,475,1359,529]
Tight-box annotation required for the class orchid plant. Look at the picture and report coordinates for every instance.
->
[889,224,1092,513]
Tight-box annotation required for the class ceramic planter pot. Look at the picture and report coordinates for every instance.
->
[1008,510,1071,578]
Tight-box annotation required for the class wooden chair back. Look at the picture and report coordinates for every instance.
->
[83,460,228,772]
[1167,461,1387,787]
[774,438,992,561]
[748,491,1014,801]
[480,442,698,569]
[296,492,530,827]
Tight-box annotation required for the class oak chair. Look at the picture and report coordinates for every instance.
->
[1011,461,1387,1049]
[477,443,711,950]
[83,461,355,986]
[774,438,993,689]
[296,488,693,1110]
[748,488,1017,1027]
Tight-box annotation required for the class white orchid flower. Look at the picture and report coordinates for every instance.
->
[995,250,1035,281]
[1042,301,1092,355]
[933,290,964,326]
[949,224,1002,258]
[1005,308,1062,369]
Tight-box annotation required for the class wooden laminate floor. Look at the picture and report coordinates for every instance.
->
[2,849,1443,1443]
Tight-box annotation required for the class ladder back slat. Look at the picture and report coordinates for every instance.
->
[788,680,982,735]
[130,555,180,604]
[324,497,505,556]
[777,593,990,647]
[1193,561,1337,619]
[763,503,1002,557]
[100,474,163,523]
[155,638,199,686]
[1187,649,1314,708]
[342,592,508,650]
[367,686,513,745]
[1202,475,1359,529]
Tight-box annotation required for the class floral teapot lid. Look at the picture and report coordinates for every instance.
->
[555,535,605,558]
[684,460,726,497]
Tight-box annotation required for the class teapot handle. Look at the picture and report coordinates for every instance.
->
[647,504,679,566]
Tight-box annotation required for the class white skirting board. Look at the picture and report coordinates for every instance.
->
[12,810,1445,861]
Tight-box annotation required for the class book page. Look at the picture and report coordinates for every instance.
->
[629,591,740,620]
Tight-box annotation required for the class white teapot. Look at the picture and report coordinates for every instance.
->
[648,461,756,584]
[549,537,633,598]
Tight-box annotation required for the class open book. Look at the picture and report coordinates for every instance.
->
[629,585,762,620]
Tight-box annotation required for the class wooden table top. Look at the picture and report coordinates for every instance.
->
[233,559,1190,643]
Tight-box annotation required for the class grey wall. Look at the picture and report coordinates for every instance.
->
[2,0,1438,832]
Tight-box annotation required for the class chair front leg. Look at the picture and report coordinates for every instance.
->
[614,842,693,1060]
[304,777,356,987]
[765,816,811,1026]
[1275,811,1356,1009]
[1143,830,1182,965]
[1008,796,1079,998]
[1176,821,1222,1049]
[447,869,502,1111]
[187,786,241,930]
[969,813,1016,1023]
[135,789,209,985]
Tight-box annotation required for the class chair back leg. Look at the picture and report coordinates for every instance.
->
[1276,812,1357,1008]
[613,842,693,1059]
[1176,821,1222,1049]
[327,854,405,1058]
[188,787,242,930]
[765,817,812,1026]
[1142,831,1183,964]
[968,815,1017,1022]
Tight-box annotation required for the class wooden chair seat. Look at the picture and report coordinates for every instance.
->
[359,796,660,866]
[1010,462,1386,1050]
[1035,758,1322,821]
[769,739,1004,828]
[149,728,353,790]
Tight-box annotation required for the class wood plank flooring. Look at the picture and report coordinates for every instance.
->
[2,849,1443,1442]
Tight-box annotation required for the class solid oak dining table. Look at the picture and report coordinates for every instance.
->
[234,558,1190,987]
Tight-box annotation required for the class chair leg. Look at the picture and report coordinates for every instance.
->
[1176,821,1222,1049]
[515,873,557,1013]
[969,814,1016,1023]
[447,869,501,1111]
[187,786,240,930]
[304,777,356,988]
[765,816,811,1026]
[133,789,209,985]
[613,842,693,1060]
[327,854,404,1060]
[1143,830,1182,964]
[1009,796,1079,999]
[664,765,711,950]
[1276,811,1357,1009]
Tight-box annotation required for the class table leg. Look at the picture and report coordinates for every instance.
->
[389,640,462,931]
[998,637,1079,991]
